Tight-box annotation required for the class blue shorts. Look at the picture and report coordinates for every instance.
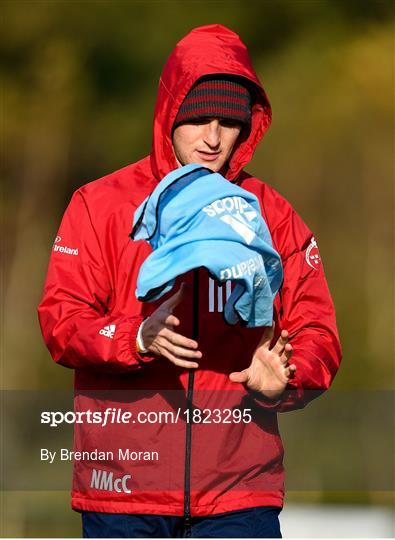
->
[82,506,282,538]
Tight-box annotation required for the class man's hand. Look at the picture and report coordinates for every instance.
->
[229,326,296,400]
[141,284,202,369]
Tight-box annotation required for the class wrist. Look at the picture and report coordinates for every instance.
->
[249,389,283,409]
[136,318,149,354]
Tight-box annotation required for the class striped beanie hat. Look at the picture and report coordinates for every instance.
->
[174,77,251,128]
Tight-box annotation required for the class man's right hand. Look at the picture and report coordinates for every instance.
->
[141,283,202,369]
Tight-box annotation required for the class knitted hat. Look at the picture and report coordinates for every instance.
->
[174,78,251,128]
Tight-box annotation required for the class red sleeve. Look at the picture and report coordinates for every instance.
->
[37,190,156,372]
[255,187,342,412]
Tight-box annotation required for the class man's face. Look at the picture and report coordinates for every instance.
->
[172,118,242,173]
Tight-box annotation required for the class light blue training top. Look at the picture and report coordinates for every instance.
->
[130,164,283,327]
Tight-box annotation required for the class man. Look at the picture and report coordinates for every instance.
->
[38,24,341,538]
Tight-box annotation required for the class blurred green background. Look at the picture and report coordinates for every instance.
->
[2,0,394,536]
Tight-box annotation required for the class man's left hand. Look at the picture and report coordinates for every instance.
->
[229,327,296,400]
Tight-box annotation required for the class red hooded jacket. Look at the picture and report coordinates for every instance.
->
[38,24,341,516]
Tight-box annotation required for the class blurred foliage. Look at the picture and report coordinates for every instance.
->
[1,0,394,536]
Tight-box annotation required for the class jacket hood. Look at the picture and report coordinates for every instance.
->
[150,24,272,182]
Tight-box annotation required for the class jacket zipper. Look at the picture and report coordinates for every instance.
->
[183,268,199,534]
